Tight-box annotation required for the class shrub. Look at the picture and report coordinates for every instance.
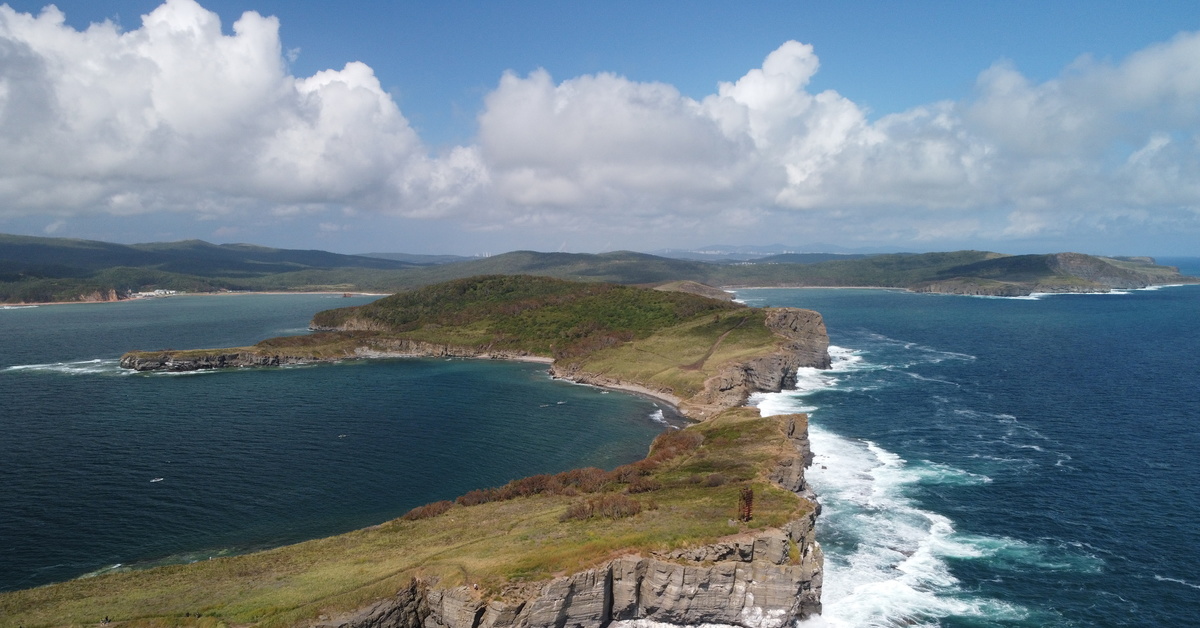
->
[703,473,729,487]
[626,476,661,494]
[609,464,646,484]
[559,494,643,522]
[556,467,611,493]
[456,488,497,507]
[401,500,454,521]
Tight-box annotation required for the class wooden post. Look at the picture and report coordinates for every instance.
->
[738,486,754,522]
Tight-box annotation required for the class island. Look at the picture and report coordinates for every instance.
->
[2,275,831,628]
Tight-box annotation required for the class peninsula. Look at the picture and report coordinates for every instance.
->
[4,276,831,627]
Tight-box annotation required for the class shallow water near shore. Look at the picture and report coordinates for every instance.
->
[741,273,1200,627]
[0,294,674,592]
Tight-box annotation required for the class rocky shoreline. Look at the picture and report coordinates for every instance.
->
[118,306,832,628]
[314,414,823,628]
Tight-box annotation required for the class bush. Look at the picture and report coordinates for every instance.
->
[456,488,497,507]
[401,500,454,521]
[702,473,729,487]
[557,467,611,493]
[626,476,661,494]
[560,494,643,522]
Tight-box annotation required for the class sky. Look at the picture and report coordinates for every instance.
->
[1,1,1198,256]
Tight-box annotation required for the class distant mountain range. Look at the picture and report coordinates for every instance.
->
[651,243,881,262]
[1,233,1195,303]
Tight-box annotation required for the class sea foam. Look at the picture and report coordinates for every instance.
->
[753,346,1032,626]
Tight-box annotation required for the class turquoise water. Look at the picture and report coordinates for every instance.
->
[0,294,673,592]
[740,268,1200,627]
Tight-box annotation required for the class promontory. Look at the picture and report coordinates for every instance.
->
[3,275,832,628]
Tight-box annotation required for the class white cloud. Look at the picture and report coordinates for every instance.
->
[0,0,474,219]
[1,0,1199,251]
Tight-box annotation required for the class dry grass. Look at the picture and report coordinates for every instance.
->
[567,310,778,398]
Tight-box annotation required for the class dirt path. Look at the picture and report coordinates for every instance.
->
[681,317,747,371]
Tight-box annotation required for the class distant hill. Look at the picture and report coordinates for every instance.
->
[653,243,888,261]
[359,252,473,265]
[2,233,1195,302]
[0,234,416,303]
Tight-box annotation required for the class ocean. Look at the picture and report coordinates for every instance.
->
[4,268,1199,628]
[740,260,1200,627]
[0,293,675,592]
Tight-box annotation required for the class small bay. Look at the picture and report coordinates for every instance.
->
[0,294,671,592]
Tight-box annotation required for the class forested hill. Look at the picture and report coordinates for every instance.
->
[2,233,1195,303]
[0,234,416,302]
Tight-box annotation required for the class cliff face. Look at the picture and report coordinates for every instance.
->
[119,351,313,371]
[317,415,822,628]
[119,339,550,372]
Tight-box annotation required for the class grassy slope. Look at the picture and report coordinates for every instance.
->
[0,409,812,628]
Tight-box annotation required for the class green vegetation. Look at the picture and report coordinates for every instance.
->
[311,275,745,359]
[122,278,782,410]
[3,233,1195,303]
[0,409,813,628]
[23,276,822,627]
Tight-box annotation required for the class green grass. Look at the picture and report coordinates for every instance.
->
[568,309,778,397]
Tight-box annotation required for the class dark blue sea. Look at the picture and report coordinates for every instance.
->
[4,268,1199,628]
[740,260,1200,627]
[0,294,675,592]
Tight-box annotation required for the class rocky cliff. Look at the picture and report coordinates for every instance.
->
[119,338,549,372]
[315,414,822,628]
[114,295,830,628]
[550,308,830,420]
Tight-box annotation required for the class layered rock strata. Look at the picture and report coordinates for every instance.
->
[119,339,549,372]
[316,414,822,628]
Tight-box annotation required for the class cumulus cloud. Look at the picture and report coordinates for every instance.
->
[0,0,479,220]
[1,0,1199,249]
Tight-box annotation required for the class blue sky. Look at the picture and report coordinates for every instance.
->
[1,0,1198,256]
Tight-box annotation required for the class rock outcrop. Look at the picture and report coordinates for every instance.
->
[679,308,829,419]
[548,308,829,421]
[315,415,822,628]
[119,339,550,372]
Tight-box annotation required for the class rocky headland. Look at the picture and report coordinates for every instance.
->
[82,277,834,628]
[316,413,823,628]
[909,252,1198,296]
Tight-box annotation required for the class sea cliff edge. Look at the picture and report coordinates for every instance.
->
[110,298,831,628]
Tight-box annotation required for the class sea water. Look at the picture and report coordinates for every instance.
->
[0,294,675,592]
[739,265,1200,627]
[5,276,1199,627]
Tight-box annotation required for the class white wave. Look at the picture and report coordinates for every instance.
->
[2,358,127,376]
[648,408,670,426]
[792,424,1028,627]
[856,332,976,363]
[965,293,1042,301]
[1,305,39,309]
[905,372,961,387]
[907,460,992,485]
[1155,574,1200,590]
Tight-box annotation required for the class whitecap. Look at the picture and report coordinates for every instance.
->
[1154,574,1200,590]
[2,358,127,376]
[793,424,1029,627]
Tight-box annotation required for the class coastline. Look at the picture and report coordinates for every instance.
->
[4,290,390,307]
[553,375,689,422]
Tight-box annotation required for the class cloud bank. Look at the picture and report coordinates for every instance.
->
[2,0,1199,250]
